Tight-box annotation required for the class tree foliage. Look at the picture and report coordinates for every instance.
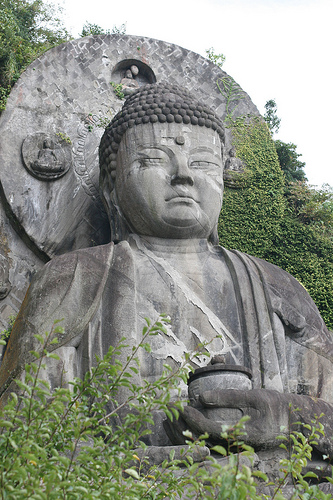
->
[263,98,281,135]
[285,181,333,234]
[275,140,307,182]
[0,0,70,111]
[263,100,307,182]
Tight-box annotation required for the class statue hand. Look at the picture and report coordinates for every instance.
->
[182,389,299,449]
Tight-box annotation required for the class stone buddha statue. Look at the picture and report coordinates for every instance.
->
[1,83,333,463]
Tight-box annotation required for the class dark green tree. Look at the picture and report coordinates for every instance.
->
[264,98,281,135]
[275,140,307,182]
[0,0,70,111]
[263,100,306,182]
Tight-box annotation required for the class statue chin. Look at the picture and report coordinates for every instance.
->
[149,221,212,240]
[162,208,205,228]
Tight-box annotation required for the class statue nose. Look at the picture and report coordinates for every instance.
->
[171,156,194,186]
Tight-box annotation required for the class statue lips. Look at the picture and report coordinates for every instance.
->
[165,188,199,205]
[167,195,197,205]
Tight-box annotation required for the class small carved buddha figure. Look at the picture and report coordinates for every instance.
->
[1,83,333,466]
[120,65,140,95]
[32,138,64,174]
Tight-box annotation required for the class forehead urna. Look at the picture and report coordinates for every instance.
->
[115,121,224,239]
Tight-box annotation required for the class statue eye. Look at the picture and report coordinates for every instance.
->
[140,157,165,167]
[191,161,219,169]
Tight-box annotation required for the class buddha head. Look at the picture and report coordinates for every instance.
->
[99,83,225,243]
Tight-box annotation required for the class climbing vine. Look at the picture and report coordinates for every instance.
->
[217,77,245,124]
[218,116,333,329]
[218,116,286,256]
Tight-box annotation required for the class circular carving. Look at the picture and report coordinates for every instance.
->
[22,133,72,181]
[175,136,185,145]
[223,147,246,188]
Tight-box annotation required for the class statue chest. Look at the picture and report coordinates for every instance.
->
[131,247,245,373]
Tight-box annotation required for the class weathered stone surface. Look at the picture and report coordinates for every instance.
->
[0,204,43,357]
[188,364,253,410]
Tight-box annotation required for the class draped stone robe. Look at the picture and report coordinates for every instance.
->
[1,236,333,444]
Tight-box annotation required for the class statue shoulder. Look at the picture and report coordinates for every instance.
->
[14,243,117,341]
[30,243,115,303]
[220,247,307,295]
[43,242,114,274]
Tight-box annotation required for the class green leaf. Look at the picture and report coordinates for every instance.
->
[46,352,60,360]
[29,350,41,359]
[125,468,140,479]
[144,317,151,327]
[164,408,173,421]
[303,471,318,478]
[211,445,227,456]
[33,334,44,344]
[8,437,18,450]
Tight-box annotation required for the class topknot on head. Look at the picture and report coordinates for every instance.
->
[99,82,225,179]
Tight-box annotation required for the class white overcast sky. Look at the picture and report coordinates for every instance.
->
[60,0,333,187]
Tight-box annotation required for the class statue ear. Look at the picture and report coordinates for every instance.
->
[99,167,113,217]
[109,191,130,243]
[209,225,220,246]
[99,169,130,243]
[221,144,226,172]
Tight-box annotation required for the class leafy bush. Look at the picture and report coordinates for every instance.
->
[0,314,16,343]
[285,181,333,234]
[1,317,333,498]
[0,316,233,499]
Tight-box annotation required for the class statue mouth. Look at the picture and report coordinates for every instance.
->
[165,192,198,203]
[167,195,196,201]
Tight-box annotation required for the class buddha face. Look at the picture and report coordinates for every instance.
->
[115,122,224,239]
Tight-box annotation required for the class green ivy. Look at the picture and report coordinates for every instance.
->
[219,116,286,257]
[268,218,333,328]
[218,116,333,329]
